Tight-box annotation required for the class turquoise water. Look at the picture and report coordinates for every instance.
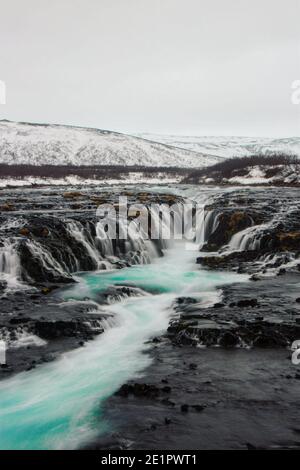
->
[0,243,246,449]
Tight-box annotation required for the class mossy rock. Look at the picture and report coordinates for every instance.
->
[19,227,30,236]
[276,231,300,251]
[0,203,15,212]
[63,192,83,199]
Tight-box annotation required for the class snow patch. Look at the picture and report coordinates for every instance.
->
[0,173,182,188]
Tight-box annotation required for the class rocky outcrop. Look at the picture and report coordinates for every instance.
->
[167,273,300,348]
[273,232,300,251]
[17,216,98,284]
[116,383,170,399]
[168,316,299,348]
[198,188,300,276]
[0,288,110,377]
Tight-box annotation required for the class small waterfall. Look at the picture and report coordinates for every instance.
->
[25,239,72,280]
[211,212,221,234]
[96,314,120,331]
[149,206,172,248]
[126,218,156,264]
[228,225,263,251]
[96,214,158,265]
[148,203,187,249]
[67,221,102,269]
[0,239,21,289]
[194,209,218,248]
[95,220,114,257]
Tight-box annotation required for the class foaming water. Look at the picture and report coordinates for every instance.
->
[0,239,25,291]
[0,243,246,449]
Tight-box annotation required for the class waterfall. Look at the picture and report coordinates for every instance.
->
[193,209,219,249]
[67,221,102,269]
[96,213,159,265]
[95,220,114,257]
[148,203,186,249]
[178,191,220,249]
[1,200,220,288]
[127,218,155,264]
[0,239,22,289]
[228,225,263,251]
[25,239,72,280]
[148,206,171,249]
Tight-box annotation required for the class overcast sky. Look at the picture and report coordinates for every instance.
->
[0,0,299,136]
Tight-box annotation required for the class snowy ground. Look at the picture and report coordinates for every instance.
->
[0,121,220,168]
[138,134,300,159]
[0,173,181,188]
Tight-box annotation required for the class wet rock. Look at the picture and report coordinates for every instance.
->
[197,251,258,270]
[34,318,103,340]
[213,303,225,309]
[181,404,189,413]
[161,398,175,407]
[0,202,15,211]
[116,383,161,399]
[236,299,258,308]
[275,232,300,251]
[63,191,83,199]
[192,405,206,412]
[40,227,49,237]
[41,286,53,295]
[19,227,30,236]
[96,285,147,304]
[18,241,74,284]
[202,211,254,251]
[152,337,161,343]
[252,332,287,348]
[176,297,197,305]
[168,290,300,349]
[278,268,286,276]
[218,331,239,347]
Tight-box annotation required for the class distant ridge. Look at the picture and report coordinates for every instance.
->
[0,121,220,168]
[138,133,300,159]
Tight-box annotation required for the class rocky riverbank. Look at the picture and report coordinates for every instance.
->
[90,273,300,450]
[86,186,300,450]
[1,184,300,449]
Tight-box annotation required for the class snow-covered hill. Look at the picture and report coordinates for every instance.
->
[0,121,220,168]
[138,134,300,159]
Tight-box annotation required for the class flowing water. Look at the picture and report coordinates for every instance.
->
[0,186,248,449]
[0,241,245,450]
[0,239,22,290]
